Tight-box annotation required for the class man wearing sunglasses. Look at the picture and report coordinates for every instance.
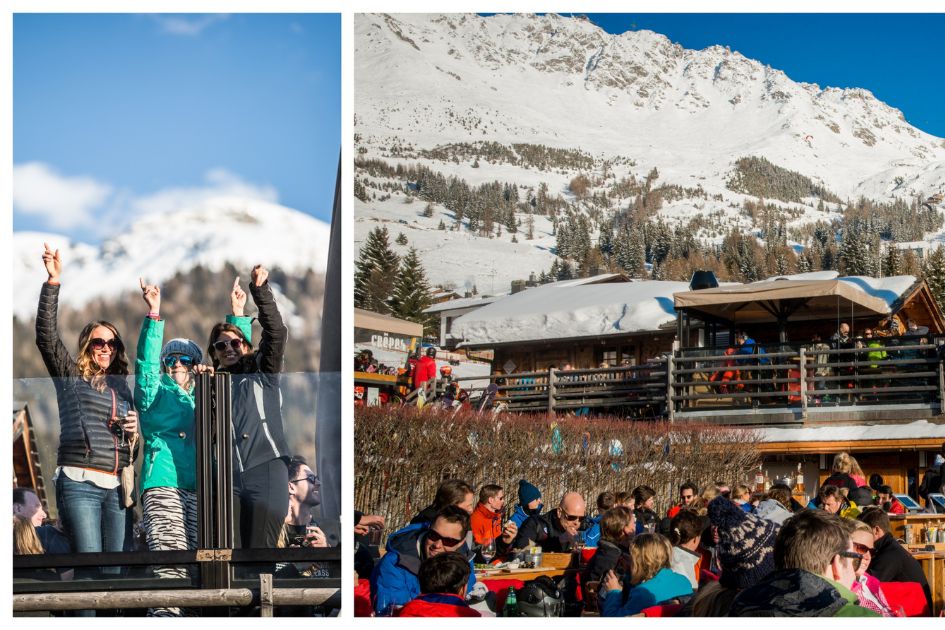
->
[512,491,587,552]
[370,505,476,614]
[285,455,328,548]
[728,509,878,616]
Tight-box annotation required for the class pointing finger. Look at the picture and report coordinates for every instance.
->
[140,277,146,290]
[233,276,240,291]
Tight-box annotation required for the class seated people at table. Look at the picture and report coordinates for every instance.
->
[842,518,898,617]
[821,452,860,495]
[371,506,476,614]
[667,482,698,520]
[469,484,517,559]
[410,479,475,525]
[857,506,932,610]
[632,485,659,534]
[513,491,585,552]
[729,509,878,617]
[583,492,615,549]
[396,552,482,618]
[875,486,905,515]
[600,533,693,616]
[582,506,635,587]
[669,510,706,590]
[510,479,543,528]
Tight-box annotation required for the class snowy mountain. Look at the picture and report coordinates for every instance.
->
[355,13,945,294]
[13,196,331,322]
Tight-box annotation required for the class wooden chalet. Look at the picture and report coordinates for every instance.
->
[13,403,49,515]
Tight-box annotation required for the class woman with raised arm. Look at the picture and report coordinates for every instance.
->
[207,265,290,549]
[34,243,138,578]
[135,279,216,616]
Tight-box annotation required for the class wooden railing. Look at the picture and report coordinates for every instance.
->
[423,342,944,423]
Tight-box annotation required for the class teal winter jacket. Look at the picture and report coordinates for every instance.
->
[135,315,252,492]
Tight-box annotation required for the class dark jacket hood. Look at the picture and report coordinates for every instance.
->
[728,568,848,617]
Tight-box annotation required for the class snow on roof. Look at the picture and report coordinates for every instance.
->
[756,420,945,443]
[454,280,687,346]
[764,271,839,282]
[423,295,503,314]
[837,275,916,308]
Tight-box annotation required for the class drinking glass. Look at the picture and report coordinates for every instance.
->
[481,538,496,564]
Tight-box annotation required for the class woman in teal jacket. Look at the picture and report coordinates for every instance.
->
[135,278,251,616]
[600,533,693,616]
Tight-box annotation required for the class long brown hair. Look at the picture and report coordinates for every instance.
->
[206,322,253,369]
[76,320,129,390]
[13,515,44,555]
[629,533,672,585]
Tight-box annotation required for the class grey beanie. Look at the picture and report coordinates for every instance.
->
[161,338,203,365]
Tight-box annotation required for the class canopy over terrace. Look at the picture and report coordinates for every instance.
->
[672,274,921,345]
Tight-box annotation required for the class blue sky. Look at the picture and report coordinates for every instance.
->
[583,13,945,138]
[13,14,340,243]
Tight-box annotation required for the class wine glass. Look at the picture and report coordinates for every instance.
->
[481,538,496,564]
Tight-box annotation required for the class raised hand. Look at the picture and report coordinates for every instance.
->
[230,276,247,316]
[139,278,161,314]
[251,265,269,287]
[194,364,215,376]
[42,242,62,282]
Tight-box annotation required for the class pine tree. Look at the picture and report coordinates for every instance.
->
[526,213,535,240]
[354,226,400,313]
[388,247,435,334]
[883,244,903,277]
[438,219,446,230]
[923,246,945,314]
[422,203,434,218]
[395,232,408,245]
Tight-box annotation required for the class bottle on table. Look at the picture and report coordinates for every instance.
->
[503,587,518,617]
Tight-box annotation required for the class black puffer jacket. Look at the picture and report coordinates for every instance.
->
[35,282,135,472]
[224,281,290,475]
[512,508,584,552]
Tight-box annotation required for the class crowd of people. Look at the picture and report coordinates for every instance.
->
[358,447,943,617]
[13,244,332,616]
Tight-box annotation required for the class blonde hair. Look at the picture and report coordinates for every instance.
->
[629,533,672,585]
[832,452,852,475]
[734,484,752,501]
[848,455,864,479]
[13,515,44,555]
[75,321,130,390]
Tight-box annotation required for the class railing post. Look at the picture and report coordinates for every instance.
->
[260,574,273,617]
[938,356,945,408]
[547,367,557,414]
[666,346,676,422]
[799,347,808,420]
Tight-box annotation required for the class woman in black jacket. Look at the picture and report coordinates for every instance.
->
[207,264,290,548]
[35,243,138,574]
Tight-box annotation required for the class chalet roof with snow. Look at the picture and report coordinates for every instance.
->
[454,278,687,347]
[453,271,941,348]
[423,295,502,314]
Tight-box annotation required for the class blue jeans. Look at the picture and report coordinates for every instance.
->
[56,475,132,577]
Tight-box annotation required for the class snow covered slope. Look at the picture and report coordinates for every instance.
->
[355,13,945,293]
[13,196,330,320]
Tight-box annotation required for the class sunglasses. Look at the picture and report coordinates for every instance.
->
[852,543,874,555]
[212,338,243,353]
[560,511,584,522]
[291,474,319,484]
[839,550,864,561]
[163,354,196,368]
[89,337,120,351]
[427,529,464,548]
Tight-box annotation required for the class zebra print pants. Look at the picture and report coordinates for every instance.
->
[142,487,198,617]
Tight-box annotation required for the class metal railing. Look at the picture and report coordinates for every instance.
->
[411,341,943,421]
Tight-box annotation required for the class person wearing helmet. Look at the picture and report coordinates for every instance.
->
[135,278,251,616]
[412,345,438,394]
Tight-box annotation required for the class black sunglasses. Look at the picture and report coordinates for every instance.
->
[291,474,319,484]
[90,337,120,351]
[560,511,584,522]
[163,354,196,368]
[212,338,243,352]
[839,550,864,561]
[852,543,874,555]
[427,529,463,547]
